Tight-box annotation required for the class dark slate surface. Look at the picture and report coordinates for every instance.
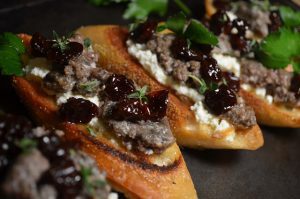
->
[1,0,300,198]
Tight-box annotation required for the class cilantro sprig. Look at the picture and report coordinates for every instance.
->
[279,6,300,28]
[189,75,208,94]
[0,32,25,76]
[157,12,218,46]
[127,85,148,102]
[255,28,300,72]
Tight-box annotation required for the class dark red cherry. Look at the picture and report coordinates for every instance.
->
[290,74,300,98]
[41,159,83,198]
[130,21,158,43]
[30,32,51,57]
[110,99,151,122]
[223,71,240,92]
[269,10,282,33]
[204,84,237,115]
[59,97,99,124]
[105,74,135,101]
[200,57,222,83]
[229,34,251,54]
[171,37,205,61]
[210,10,232,35]
[147,90,169,121]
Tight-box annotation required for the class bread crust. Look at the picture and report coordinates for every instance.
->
[13,34,197,199]
[76,25,263,150]
[204,0,300,128]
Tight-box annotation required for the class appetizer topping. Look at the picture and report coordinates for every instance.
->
[128,23,257,129]
[209,10,232,35]
[130,20,158,43]
[290,74,300,98]
[108,118,175,154]
[240,59,300,107]
[31,32,83,66]
[107,89,169,122]
[59,97,99,124]
[0,114,113,199]
[204,84,237,115]
[104,74,135,101]
[28,32,174,154]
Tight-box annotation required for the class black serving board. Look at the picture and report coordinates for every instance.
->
[0,0,300,198]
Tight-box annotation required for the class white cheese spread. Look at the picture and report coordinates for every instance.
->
[25,57,51,78]
[212,53,241,77]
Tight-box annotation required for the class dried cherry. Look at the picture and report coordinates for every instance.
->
[130,21,158,43]
[105,74,135,101]
[204,84,237,115]
[200,56,223,83]
[223,71,240,92]
[59,97,99,124]
[171,37,205,61]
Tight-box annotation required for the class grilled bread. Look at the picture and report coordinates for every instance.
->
[13,34,197,199]
[76,25,264,150]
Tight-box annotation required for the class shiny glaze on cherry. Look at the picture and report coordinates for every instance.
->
[269,10,282,33]
[30,32,83,66]
[200,56,222,83]
[59,97,99,124]
[105,74,135,101]
[204,84,237,115]
[223,71,240,92]
[171,37,205,61]
[130,21,158,43]
[109,89,169,122]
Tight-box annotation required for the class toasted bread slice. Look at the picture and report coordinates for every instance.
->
[76,25,263,150]
[204,0,300,127]
[13,34,197,199]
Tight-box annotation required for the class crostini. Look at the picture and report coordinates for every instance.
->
[12,33,197,199]
[77,25,263,150]
[205,0,300,127]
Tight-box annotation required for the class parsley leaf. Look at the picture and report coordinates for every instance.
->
[255,28,300,71]
[123,0,168,21]
[0,32,25,76]
[159,12,218,46]
[184,19,218,46]
[279,6,300,28]
[127,85,148,102]
[0,32,25,54]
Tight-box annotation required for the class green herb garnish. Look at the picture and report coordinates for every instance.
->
[15,138,37,153]
[81,166,106,195]
[0,32,25,76]
[279,6,300,28]
[84,38,92,48]
[158,12,218,46]
[127,85,148,102]
[87,126,97,137]
[52,31,70,52]
[255,28,300,72]
[79,80,100,92]
[173,0,191,16]
[123,0,168,21]
[189,75,208,94]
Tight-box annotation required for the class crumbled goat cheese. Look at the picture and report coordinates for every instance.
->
[25,58,51,78]
[242,84,273,104]
[213,54,241,77]
[108,193,119,199]
[56,91,100,106]
[127,40,232,133]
